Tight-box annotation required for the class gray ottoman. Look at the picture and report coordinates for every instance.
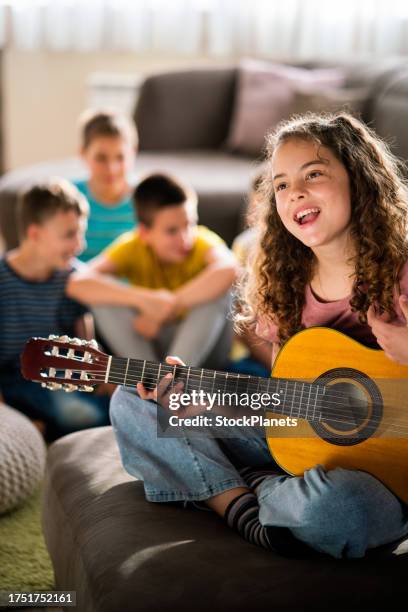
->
[0,403,46,515]
[42,426,408,612]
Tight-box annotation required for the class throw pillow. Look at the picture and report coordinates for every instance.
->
[226,60,346,156]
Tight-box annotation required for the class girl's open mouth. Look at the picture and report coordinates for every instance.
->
[294,207,321,226]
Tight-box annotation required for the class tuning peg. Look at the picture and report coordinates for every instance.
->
[70,338,82,346]
[58,335,70,343]
[80,339,97,349]
[78,385,94,392]
[62,384,76,392]
[48,334,59,340]
[41,382,62,390]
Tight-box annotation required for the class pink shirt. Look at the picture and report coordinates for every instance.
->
[256,262,408,348]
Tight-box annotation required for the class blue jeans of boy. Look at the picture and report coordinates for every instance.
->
[110,385,408,559]
[3,378,110,439]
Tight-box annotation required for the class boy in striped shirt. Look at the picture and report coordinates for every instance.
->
[0,179,113,439]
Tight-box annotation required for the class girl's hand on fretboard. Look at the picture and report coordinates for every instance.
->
[136,355,185,403]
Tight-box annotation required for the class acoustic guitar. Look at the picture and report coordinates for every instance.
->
[20,328,408,504]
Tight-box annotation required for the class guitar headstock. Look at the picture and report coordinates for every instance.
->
[20,335,110,392]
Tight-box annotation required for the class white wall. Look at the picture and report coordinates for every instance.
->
[2,49,229,171]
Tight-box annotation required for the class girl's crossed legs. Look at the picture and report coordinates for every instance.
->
[110,385,408,559]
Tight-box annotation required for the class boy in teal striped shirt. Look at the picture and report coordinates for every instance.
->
[74,109,137,261]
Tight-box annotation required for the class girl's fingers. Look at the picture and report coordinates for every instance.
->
[137,357,185,403]
[157,374,185,405]
[165,355,186,366]
[136,382,157,401]
[156,373,173,397]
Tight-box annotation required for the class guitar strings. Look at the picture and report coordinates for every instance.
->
[56,356,406,421]
[51,349,407,404]
[46,371,408,434]
[56,355,401,406]
[45,364,408,435]
[101,359,408,421]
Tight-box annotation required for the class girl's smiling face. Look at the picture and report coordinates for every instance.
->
[271,138,352,251]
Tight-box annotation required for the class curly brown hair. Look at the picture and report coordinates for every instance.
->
[235,112,408,344]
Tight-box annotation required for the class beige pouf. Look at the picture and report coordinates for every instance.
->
[0,403,47,515]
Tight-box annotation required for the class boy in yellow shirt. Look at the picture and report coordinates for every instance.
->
[89,173,237,367]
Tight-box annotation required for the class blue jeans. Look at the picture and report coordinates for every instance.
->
[3,378,110,439]
[110,385,408,559]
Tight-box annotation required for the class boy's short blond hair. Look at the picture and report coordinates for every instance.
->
[79,108,138,150]
[18,178,89,239]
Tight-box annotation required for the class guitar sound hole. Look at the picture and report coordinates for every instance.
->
[313,368,383,446]
[322,381,370,433]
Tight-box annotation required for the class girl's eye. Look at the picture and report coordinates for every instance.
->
[275,183,287,192]
[307,170,322,179]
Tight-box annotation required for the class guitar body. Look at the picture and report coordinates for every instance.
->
[266,327,408,504]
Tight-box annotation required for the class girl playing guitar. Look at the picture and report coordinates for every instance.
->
[110,113,408,558]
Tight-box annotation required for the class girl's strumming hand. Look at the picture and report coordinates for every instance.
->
[367,296,408,365]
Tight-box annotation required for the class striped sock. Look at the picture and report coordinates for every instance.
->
[225,491,314,557]
[239,466,282,492]
[225,491,274,550]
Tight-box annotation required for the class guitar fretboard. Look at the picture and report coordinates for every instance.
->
[107,357,325,422]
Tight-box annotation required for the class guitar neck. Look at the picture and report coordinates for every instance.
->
[106,356,324,421]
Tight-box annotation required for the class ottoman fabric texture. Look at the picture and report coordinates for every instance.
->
[0,404,46,514]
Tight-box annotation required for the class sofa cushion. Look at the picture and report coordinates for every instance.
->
[135,68,237,150]
[42,426,408,612]
[226,60,346,156]
[290,87,368,118]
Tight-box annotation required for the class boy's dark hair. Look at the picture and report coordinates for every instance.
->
[79,109,138,150]
[18,179,89,239]
[133,173,197,227]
